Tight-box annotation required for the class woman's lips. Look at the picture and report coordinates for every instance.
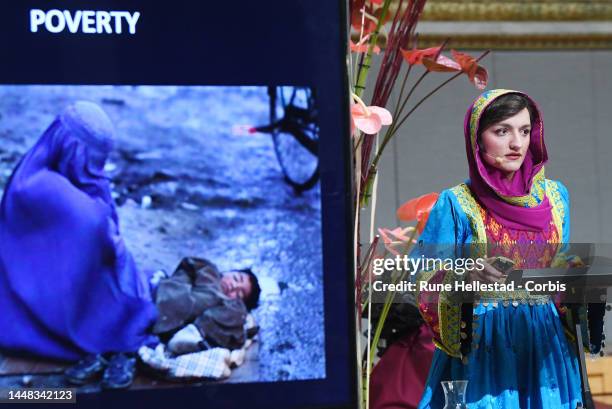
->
[505,153,522,160]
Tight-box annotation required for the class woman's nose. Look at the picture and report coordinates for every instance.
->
[509,131,523,149]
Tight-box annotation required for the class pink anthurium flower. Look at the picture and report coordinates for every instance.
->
[350,103,392,136]
[422,54,461,72]
[350,39,381,54]
[378,226,416,256]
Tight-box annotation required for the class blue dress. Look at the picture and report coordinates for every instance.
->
[415,182,583,409]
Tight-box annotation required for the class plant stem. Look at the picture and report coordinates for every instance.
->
[353,139,364,409]
[366,314,371,409]
[394,50,490,132]
[353,51,365,93]
[367,228,418,374]
[368,290,395,370]
[394,71,462,133]
[364,70,463,191]
[351,92,371,115]
[392,69,428,132]
[354,0,392,98]
[393,64,412,119]
[361,50,491,228]
[354,132,365,153]
[359,68,430,207]
[369,134,380,243]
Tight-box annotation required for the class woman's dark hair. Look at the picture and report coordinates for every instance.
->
[236,268,262,311]
[477,93,538,140]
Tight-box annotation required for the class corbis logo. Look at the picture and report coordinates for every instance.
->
[29,9,140,34]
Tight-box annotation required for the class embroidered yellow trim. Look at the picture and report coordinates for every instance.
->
[450,184,487,246]
[469,89,513,148]
[546,179,564,243]
[499,168,546,207]
[428,184,485,357]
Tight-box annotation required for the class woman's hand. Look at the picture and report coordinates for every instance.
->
[468,258,507,284]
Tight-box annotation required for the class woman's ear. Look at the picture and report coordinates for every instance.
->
[477,135,485,152]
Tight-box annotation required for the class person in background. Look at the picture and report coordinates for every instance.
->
[370,300,435,409]
[153,257,262,355]
[65,257,262,386]
[0,101,158,389]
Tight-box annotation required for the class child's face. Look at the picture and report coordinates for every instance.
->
[220,271,252,301]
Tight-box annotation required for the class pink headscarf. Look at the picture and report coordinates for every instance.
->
[464,89,553,232]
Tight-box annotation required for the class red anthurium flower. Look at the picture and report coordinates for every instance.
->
[451,50,489,90]
[400,46,441,66]
[351,2,390,35]
[351,2,375,34]
[422,55,461,72]
[397,192,439,234]
[351,103,392,136]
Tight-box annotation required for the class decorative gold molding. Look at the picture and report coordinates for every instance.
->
[350,31,612,50]
[357,1,612,49]
[425,0,612,3]
[417,1,612,21]
[418,33,612,50]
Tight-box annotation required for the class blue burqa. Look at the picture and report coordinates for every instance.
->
[0,102,158,361]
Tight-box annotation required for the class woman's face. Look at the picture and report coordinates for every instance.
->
[479,107,531,178]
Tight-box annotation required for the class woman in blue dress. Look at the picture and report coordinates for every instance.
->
[414,89,603,408]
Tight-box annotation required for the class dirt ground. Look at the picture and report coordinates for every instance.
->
[0,85,325,382]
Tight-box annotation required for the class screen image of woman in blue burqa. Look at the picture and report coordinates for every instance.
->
[0,101,158,361]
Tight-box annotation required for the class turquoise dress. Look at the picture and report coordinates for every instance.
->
[414,181,583,409]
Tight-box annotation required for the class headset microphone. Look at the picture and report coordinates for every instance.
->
[484,152,505,164]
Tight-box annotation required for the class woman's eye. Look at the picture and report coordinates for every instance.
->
[495,128,508,136]
[522,129,531,136]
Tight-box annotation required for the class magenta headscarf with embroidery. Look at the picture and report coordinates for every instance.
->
[464,89,553,232]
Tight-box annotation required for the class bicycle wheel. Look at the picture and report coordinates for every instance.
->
[269,86,320,192]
